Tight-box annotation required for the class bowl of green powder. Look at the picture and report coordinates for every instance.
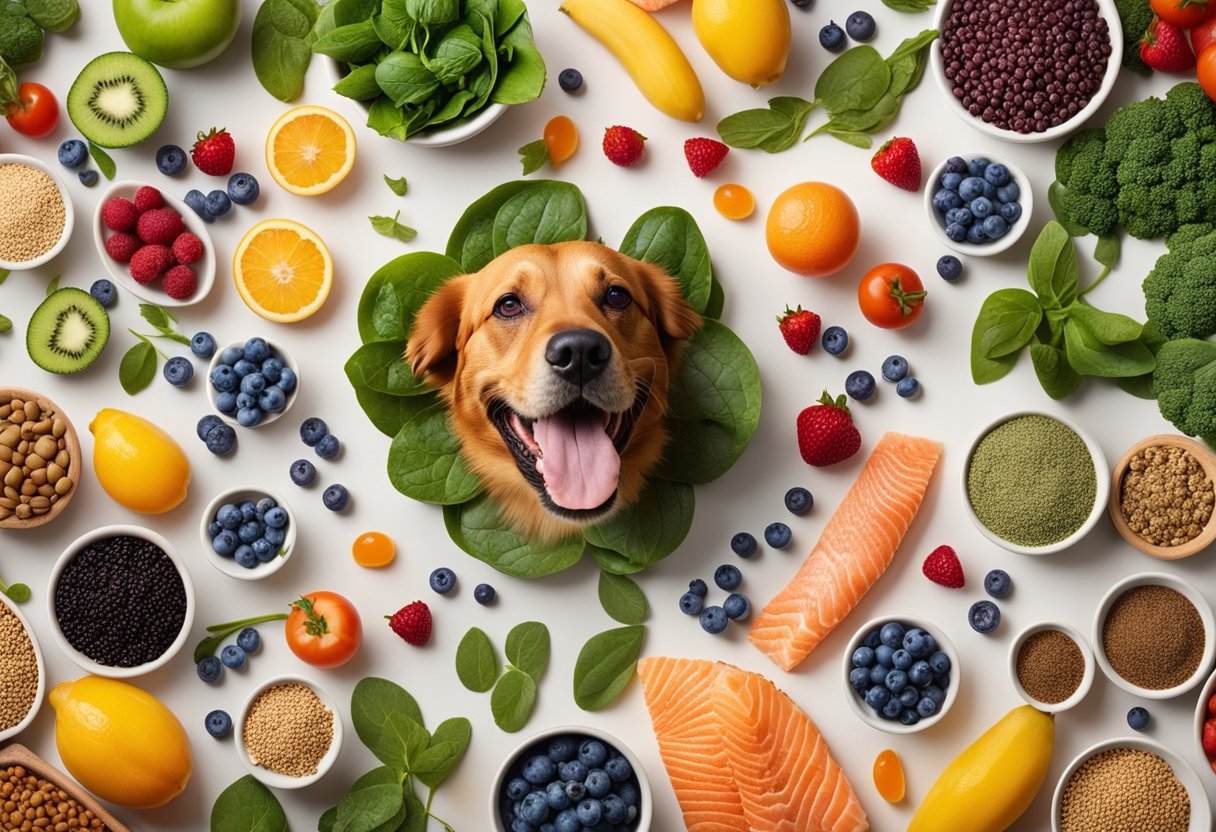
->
[963,411,1109,555]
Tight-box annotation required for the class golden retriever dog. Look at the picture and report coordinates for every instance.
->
[406,241,702,542]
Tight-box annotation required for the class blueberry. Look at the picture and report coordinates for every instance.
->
[982,215,1009,239]
[162,356,193,387]
[220,345,243,365]
[679,591,703,616]
[879,622,906,648]
[227,172,260,205]
[234,546,257,568]
[688,578,708,597]
[560,760,588,782]
[205,189,231,218]
[237,407,263,428]
[968,600,1001,633]
[429,567,456,594]
[969,196,993,219]
[923,684,945,705]
[251,538,274,561]
[523,755,556,785]
[234,628,260,655]
[928,651,951,675]
[849,667,870,690]
[576,800,602,826]
[917,696,938,717]
[259,357,283,383]
[184,189,210,221]
[714,564,742,591]
[945,222,967,242]
[208,521,222,537]
[958,177,985,201]
[217,504,242,529]
[520,792,548,825]
[903,628,931,657]
[852,646,875,667]
[898,708,921,726]
[236,392,256,411]
[263,526,286,548]
[263,507,288,529]
[195,415,222,442]
[186,332,215,360]
[881,355,909,382]
[547,737,577,763]
[936,255,963,282]
[845,370,876,401]
[1127,706,1150,731]
[220,644,246,669]
[243,337,271,363]
[723,593,750,620]
[933,188,963,212]
[999,201,1022,223]
[892,649,912,671]
[863,629,881,650]
[899,687,919,708]
[276,367,297,393]
[617,783,640,808]
[578,740,608,768]
[553,808,580,832]
[584,769,610,798]
[290,458,316,486]
[205,709,232,738]
[729,531,757,558]
[881,698,904,720]
[322,483,349,511]
[944,156,967,174]
[558,67,583,92]
[240,372,267,396]
[875,644,895,668]
[869,665,887,685]
[150,144,186,177]
[545,782,570,811]
[885,669,908,693]
[984,163,1009,186]
[984,569,1012,597]
[602,795,628,824]
[474,582,496,604]
[940,171,963,191]
[300,417,329,446]
[237,521,262,544]
[211,392,234,415]
[784,486,812,515]
[259,386,287,413]
[908,660,933,686]
[953,207,975,227]
[896,377,921,398]
[845,10,875,40]
[212,529,238,557]
[967,157,990,177]
[699,605,728,634]
[506,778,530,801]
[819,21,846,51]
[58,139,88,168]
[315,434,341,459]
[764,522,792,549]
[76,169,98,187]
[197,656,222,683]
[934,671,952,690]
[996,181,1021,203]
[89,279,116,308]
[981,181,997,201]
[965,224,989,245]
[864,686,890,710]
[210,364,238,392]
[822,325,849,355]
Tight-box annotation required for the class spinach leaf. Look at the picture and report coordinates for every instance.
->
[427,90,477,126]
[597,572,648,625]
[972,288,1042,360]
[584,479,693,569]
[505,621,550,679]
[210,775,288,832]
[356,251,463,344]
[413,717,472,789]
[1027,221,1079,307]
[496,0,526,36]
[312,19,383,63]
[813,46,889,114]
[370,210,418,243]
[119,339,157,396]
[491,668,537,732]
[619,207,712,314]
[827,129,873,148]
[455,626,498,693]
[384,174,408,195]
[573,626,645,711]
[407,0,459,25]
[351,677,426,760]
[334,768,405,832]
[345,339,427,396]
[1069,302,1142,345]
[311,0,338,39]
[355,386,432,437]
[1094,233,1120,270]
[883,0,935,10]
[388,401,483,504]
[88,143,115,180]
[428,24,483,86]
[1030,341,1082,400]
[492,15,546,104]
[334,63,381,99]
[716,96,816,152]
[444,494,585,577]
[491,183,588,256]
[252,0,319,102]
[1048,181,1090,236]
[445,181,533,271]
[1064,318,1156,377]
[517,139,549,175]
[704,274,725,320]
[376,52,440,107]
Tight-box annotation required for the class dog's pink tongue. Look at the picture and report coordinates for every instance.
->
[533,410,620,510]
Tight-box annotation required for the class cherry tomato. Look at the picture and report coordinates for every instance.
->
[5,82,59,138]
[1199,44,1216,101]
[286,590,362,668]
[1193,14,1216,55]
[858,263,926,329]
[1151,0,1211,28]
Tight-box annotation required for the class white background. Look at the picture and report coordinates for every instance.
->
[3,1,1215,829]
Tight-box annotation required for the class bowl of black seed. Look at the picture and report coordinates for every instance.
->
[47,525,194,678]
[930,0,1122,143]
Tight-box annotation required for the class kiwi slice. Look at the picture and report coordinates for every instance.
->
[67,52,167,148]
[26,288,110,374]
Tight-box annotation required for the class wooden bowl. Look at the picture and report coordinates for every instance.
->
[0,388,82,530]
[1108,435,1216,560]
[0,744,130,831]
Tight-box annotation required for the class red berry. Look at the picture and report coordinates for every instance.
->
[1208,693,1216,716]
[602,126,646,167]
[1203,718,1216,756]
[101,198,138,233]
[871,137,922,191]
[129,245,173,285]
[136,207,185,245]
[191,127,237,176]
[104,232,141,263]
[683,137,729,178]
[921,545,965,589]
[133,186,164,212]
[796,391,861,467]
[386,600,432,647]
[162,264,197,299]
[171,232,204,265]
[777,306,822,355]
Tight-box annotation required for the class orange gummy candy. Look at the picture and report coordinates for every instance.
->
[873,748,905,803]
[543,116,579,164]
[352,531,396,567]
[713,183,755,220]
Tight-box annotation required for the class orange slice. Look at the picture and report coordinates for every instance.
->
[265,105,356,196]
[233,219,333,323]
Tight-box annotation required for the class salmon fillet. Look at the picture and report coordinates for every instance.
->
[750,432,941,671]
[638,657,869,832]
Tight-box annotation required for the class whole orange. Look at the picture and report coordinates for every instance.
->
[1199,45,1216,102]
[766,182,860,277]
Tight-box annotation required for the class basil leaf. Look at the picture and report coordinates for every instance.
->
[1047,181,1090,237]
[716,96,815,153]
[814,46,889,114]
[1027,221,1079,308]
[388,401,483,504]
[412,717,472,789]
[351,677,426,766]
[345,339,427,396]
[597,572,648,625]
[491,182,588,256]
[210,775,288,832]
[517,139,550,176]
[119,340,157,396]
[383,174,408,195]
[1069,302,1142,345]
[252,0,318,102]
[444,494,585,578]
[455,626,498,693]
[139,302,172,330]
[319,807,337,832]
[619,207,712,314]
[376,51,440,106]
[334,768,404,832]
[370,210,418,243]
[355,251,463,343]
[491,668,537,733]
[445,181,533,271]
[505,621,550,679]
[573,625,645,712]
[584,479,693,570]
[972,288,1042,360]
[334,64,382,100]
[1030,341,1082,400]
[1094,233,1120,269]
[1064,318,1156,377]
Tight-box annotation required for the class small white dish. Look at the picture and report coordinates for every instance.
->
[962,410,1109,555]
[0,592,46,743]
[1052,736,1210,832]
[490,725,653,831]
[1192,667,1216,777]
[923,152,1034,256]
[206,338,301,429]
[235,674,343,789]
[1093,572,1216,700]
[841,615,960,735]
[47,524,195,679]
[0,153,74,272]
[1008,621,1095,713]
[930,0,1123,144]
[199,486,296,581]
[91,179,216,307]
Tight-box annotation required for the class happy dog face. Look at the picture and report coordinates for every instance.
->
[407,241,701,542]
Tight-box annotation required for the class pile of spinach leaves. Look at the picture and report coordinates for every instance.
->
[346,180,762,579]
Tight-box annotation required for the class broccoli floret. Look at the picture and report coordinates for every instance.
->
[1063,190,1119,236]
[1056,129,1104,182]
[1144,225,1216,340]
[1153,339,1216,437]
[1166,82,1216,133]
[0,5,44,66]
[1113,0,1155,75]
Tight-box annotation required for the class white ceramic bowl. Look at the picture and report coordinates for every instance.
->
[490,725,653,831]
[91,180,216,307]
[1192,667,1216,777]
[47,524,195,679]
[1052,736,1210,832]
[1008,621,1095,713]
[930,0,1123,144]
[0,153,74,272]
[235,674,343,789]
[0,592,46,743]
[962,410,1110,555]
[1093,572,1216,699]
[199,486,296,581]
[841,615,960,735]
[206,338,300,429]
[923,152,1034,256]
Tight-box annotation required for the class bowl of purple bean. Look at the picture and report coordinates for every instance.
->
[929,0,1122,143]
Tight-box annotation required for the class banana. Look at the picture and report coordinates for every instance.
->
[560,0,705,122]
[908,705,1054,832]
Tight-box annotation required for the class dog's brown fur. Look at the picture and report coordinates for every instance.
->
[407,241,701,542]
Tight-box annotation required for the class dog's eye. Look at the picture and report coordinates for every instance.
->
[494,293,525,319]
[604,285,632,310]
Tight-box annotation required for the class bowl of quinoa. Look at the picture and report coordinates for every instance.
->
[1109,435,1216,560]
[235,675,342,789]
[0,153,74,271]
[0,592,45,743]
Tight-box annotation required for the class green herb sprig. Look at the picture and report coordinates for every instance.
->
[0,572,31,604]
[193,612,289,663]
[118,304,193,396]
[370,211,418,243]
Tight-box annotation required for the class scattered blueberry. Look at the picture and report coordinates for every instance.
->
[205,424,236,456]
[78,170,98,187]
[784,486,812,515]
[730,532,757,558]
[896,377,921,398]
[968,600,1001,633]
[845,370,876,401]
[163,356,193,387]
[819,21,846,51]
[881,355,909,382]
[58,139,87,168]
[290,458,316,486]
[315,434,341,459]
[322,483,349,511]
[474,583,496,605]
[205,709,232,738]
[688,578,708,597]
[984,569,1012,598]
[220,644,246,669]
[764,522,792,549]
[227,172,260,205]
[156,144,186,176]
[196,656,221,683]
[184,189,211,222]
[679,591,703,616]
[205,189,231,218]
[714,564,742,591]
[89,279,116,308]
[558,68,583,92]
[196,416,224,443]
[723,593,750,620]
[936,255,963,282]
[822,325,849,355]
[430,567,456,594]
[191,331,216,358]
[300,417,329,446]
[1127,706,1150,731]
[845,10,875,40]
[699,605,728,634]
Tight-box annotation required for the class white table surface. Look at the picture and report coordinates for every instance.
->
[4,2,1214,830]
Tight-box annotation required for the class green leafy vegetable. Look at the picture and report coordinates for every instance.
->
[504,621,549,679]
[194,613,289,663]
[252,0,320,102]
[491,668,537,732]
[384,174,408,196]
[370,210,418,243]
[573,625,645,711]
[517,139,549,175]
[444,494,584,577]
[1144,223,1216,340]
[882,0,935,11]
[88,143,115,180]
[455,626,498,693]
[619,207,712,314]
[118,339,157,396]
[0,574,30,604]
[597,572,648,625]
[210,775,288,832]
[0,315,10,334]
[389,401,483,504]
[715,97,817,153]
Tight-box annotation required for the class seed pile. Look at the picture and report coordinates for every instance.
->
[0,164,66,264]
[1103,585,1204,690]
[54,535,187,668]
[1016,629,1084,704]
[242,682,334,778]
[1,765,110,831]
[1120,445,1215,547]
[0,396,74,523]
[1059,748,1189,832]
[0,604,38,731]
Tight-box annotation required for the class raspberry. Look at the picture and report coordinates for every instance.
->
[104,232,142,263]
[171,232,204,265]
[133,186,164,212]
[602,126,646,167]
[386,600,432,646]
[101,198,139,232]
[129,245,174,285]
[684,138,729,178]
[162,264,198,299]
[136,207,185,245]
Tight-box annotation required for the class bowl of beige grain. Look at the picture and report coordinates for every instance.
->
[0,154,74,272]
[1109,435,1216,560]
[235,675,342,789]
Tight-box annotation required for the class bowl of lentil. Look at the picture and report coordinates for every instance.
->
[1008,621,1095,713]
[0,593,45,744]
[0,153,73,272]
[929,0,1122,143]
[1108,435,1216,560]
[1093,572,1215,699]
[199,485,296,580]
[922,151,1034,257]
[0,388,82,530]
[962,410,1109,555]
[235,675,342,789]
[47,525,195,679]
[1052,737,1208,832]
[0,744,130,832]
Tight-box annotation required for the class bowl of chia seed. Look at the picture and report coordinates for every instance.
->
[962,411,1109,555]
[47,525,195,678]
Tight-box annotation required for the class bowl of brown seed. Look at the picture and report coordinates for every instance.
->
[1109,435,1216,560]
[0,154,74,272]
[0,388,81,530]
[235,674,342,789]
[0,592,45,743]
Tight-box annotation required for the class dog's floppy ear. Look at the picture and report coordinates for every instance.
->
[406,275,469,387]
[634,260,702,347]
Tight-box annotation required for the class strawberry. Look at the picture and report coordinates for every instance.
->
[684,137,729,178]
[602,126,646,167]
[1141,18,1196,72]
[1203,717,1216,756]
[1208,693,1216,716]
[777,306,821,355]
[386,600,432,646]
[871,137,921,191]
[191,127,236,176]
[922,545,965,588]
[796,391,861,467]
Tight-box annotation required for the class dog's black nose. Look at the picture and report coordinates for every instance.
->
[546,328,611,387]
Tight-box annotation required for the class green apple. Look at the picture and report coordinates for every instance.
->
[112,0,241,69]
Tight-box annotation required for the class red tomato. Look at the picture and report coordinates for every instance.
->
[858,263,927,329]
[1193,14,1216,57]
[1199,45,1216,100]
[5,82,58,138]
[1152,0,1211,28]
[286,591,362,668]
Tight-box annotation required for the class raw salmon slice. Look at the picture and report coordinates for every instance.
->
[750,432,941,671]
[638,657,869,832]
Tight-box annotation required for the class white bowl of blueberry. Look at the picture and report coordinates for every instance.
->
[924,152,1033,256]
[207,337,300,428]
[200,486,296,580]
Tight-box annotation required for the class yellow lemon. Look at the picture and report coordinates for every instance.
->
[89,409,190,514]
[49,676,192,809]
[692,0,790,87]
[265,105,356,196]
[233,218,333,323]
